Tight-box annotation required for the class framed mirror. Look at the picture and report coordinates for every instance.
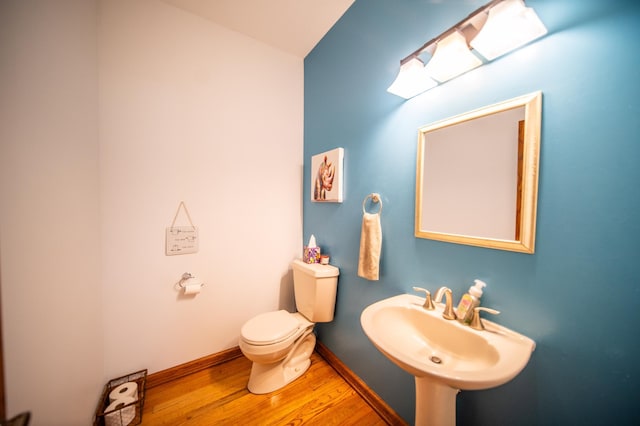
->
[415,91,542,253]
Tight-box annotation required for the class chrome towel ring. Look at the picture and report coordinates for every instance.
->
[362,193,382,214]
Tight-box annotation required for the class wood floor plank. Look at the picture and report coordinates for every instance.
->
[141,352,391,425]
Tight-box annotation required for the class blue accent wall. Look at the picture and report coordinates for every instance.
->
[304,0,640,424]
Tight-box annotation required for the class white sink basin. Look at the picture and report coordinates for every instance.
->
[361,293,535,425]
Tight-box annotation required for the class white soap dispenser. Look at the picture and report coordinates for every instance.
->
[456,279,487,324]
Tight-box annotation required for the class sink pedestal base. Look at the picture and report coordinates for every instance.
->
[415,377,458,426]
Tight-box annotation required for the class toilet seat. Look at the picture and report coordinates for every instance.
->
[241,310,301,346]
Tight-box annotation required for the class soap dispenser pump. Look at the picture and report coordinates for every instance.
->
[456,280,487,324]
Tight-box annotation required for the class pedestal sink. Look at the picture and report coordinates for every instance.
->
[361,294,535,426]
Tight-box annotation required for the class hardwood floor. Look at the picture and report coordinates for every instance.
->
[141,352,397,425]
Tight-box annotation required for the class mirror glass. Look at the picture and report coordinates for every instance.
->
[415,91,542,253]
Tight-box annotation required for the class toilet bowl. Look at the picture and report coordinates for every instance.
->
[239,260,339,394]
[239,311,316,394]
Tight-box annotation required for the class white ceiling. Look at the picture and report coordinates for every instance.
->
[161,0,355,58]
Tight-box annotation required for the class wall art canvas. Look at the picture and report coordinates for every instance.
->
[311,147,344,202]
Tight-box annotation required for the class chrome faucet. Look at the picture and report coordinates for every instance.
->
[434,287,457,320]
[412,286,435,310]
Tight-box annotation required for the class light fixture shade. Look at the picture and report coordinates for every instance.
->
[424,31,482,83]
[387,57,438,99]
[470,0,547,61]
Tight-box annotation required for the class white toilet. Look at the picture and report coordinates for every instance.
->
[239,259,339,394]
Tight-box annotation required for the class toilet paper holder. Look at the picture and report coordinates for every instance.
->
[177,272,205,290]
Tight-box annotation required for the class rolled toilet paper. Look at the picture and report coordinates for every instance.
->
[104,396,136,426]
[109,382,138,403]
[184,282,202,295]
[184,278,204,294]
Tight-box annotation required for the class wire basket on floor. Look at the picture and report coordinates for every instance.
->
[94,369,147,426]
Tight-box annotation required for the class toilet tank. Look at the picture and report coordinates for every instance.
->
[291,259,339,322]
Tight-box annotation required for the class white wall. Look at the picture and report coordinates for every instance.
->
[0,0,303,423]
[99,0,303,378]
[0,0,103,424]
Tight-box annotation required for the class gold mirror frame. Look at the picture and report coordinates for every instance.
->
[415,91,542,253]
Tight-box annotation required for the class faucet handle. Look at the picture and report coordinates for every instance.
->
[412,287,436,310]
[470,307,500,330]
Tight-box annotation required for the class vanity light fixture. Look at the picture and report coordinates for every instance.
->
[424,30,482,83]
[386,57,438,99]
[470,0,547,60]
[387,0,547,99]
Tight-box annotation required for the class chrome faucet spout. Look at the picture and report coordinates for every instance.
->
[434,286,457,320]
[433,286,446,303]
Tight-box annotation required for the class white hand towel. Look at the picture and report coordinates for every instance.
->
[358,212,382,281]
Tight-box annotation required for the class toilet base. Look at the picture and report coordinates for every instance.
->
[247,331,316,394]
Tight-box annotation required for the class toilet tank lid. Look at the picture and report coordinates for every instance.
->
[292,259,339,278]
